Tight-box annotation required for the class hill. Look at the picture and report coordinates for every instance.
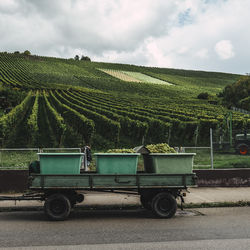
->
[0,52,248,149]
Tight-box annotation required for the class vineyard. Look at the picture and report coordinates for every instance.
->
[0,52,249,149]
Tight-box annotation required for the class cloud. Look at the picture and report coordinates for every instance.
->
[145,39,173,67]
[195,48,209,59]
[0,0,249,74]
[215,40,235,60]
[0,0,19,14]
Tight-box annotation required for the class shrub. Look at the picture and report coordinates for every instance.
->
[81,55,91,61]
[197,92,209,100]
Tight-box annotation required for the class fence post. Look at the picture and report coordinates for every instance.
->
[210,128,214,169]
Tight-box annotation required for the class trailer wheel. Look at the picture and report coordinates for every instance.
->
[152,192,177,218]
[44,194,71,221]
[140,195,152,210]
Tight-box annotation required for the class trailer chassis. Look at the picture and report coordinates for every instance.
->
[0,173,197,221]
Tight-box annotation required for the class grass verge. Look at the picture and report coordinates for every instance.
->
[181,201,250,209]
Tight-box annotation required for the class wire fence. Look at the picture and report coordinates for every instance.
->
[231,106,250,115]
[3,143,248,170]
[1,127,250,170]
[175,146,212,169]
[0,147,214,170]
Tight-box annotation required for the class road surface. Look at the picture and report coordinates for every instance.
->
[0,207,250,249]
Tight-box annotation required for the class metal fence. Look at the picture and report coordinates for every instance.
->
[231,106,250,115]
[2,127,249,170]
[0,147,214,170]
[0,148,81,170]
[174,128,214,169]
[177,147,212,169]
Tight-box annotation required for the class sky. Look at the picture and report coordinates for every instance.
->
[0,0,249,74]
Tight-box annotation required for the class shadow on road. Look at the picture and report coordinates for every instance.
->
[0,208,202,222]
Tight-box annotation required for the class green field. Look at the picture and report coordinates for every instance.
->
[0,52,249,151]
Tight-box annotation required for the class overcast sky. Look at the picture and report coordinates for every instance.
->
[0,0,249,74]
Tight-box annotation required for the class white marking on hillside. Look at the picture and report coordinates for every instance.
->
[99,68,172,85]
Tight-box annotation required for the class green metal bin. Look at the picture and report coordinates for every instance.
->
[95,153,140,174]
[143,153,195,174]
[38,153,84,175]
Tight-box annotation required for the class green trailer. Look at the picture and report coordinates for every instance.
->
[1,152,197,221]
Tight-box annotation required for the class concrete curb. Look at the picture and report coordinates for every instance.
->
[1,202,250,213]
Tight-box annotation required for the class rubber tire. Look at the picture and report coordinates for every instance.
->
[70,201,76,208]
[140,195,152,210]
[152,192,177,218]
[44,194,71,221]
[239,145,248,155]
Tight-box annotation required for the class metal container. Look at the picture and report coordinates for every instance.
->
[143,153,195,174]
[38,153,84,175]
[95,153,140,174]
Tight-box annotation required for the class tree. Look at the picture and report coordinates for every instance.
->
[23,50,31,56]
[74,55,79,61]
[80,55,91,61]
[221,76,250,110]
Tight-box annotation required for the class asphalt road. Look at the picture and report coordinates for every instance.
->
[0,207,250,249]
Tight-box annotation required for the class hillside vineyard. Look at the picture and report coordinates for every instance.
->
[0,52,249,149]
